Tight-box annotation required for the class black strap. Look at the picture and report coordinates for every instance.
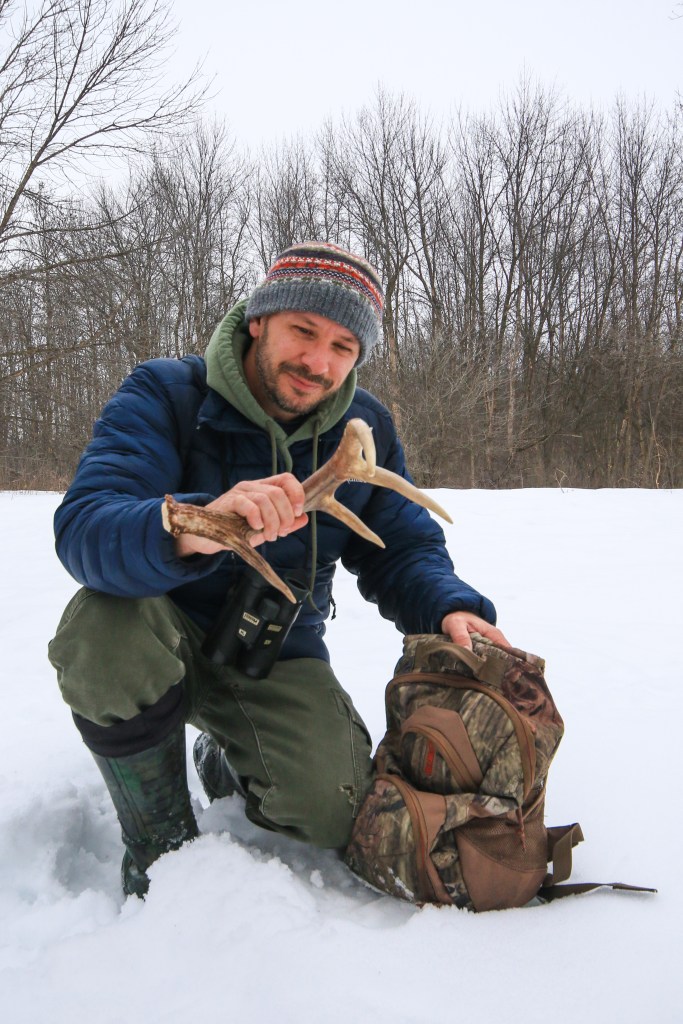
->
[539,881,658,902]
[178,355,209,470]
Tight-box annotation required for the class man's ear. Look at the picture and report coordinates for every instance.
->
[248,317,262,340]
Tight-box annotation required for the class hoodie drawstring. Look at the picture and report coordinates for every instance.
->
[306,418,321,611]
[267,420,279,476]
[264,416,321,612]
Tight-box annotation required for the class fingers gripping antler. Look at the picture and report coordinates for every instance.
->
[162,418,453,602]
[161,497,297,600]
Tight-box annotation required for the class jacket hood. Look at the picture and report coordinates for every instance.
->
[204,300,357,472]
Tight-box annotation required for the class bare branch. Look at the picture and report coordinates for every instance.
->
[0,0,205,246]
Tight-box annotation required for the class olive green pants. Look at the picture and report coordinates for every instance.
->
[48,588,374,848]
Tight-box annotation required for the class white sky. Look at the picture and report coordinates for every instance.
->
[170,0,682,148]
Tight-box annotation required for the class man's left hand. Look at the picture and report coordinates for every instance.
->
[441,611,510,651]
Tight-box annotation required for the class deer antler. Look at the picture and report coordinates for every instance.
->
[162,418,453,602]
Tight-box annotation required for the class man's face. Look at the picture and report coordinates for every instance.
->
[244,311,361,421]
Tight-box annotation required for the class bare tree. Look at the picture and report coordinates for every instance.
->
[2,71,682,490]
[250,138,324,270]
[0,0,203,264]
[147,123,254,352]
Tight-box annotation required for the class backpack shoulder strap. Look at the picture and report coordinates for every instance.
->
[176,355,209,468]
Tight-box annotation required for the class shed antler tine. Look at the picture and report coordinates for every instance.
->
[368,466,453,524]
[343,418,377,475]
[315,497,385,548]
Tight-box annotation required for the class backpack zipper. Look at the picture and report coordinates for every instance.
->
[401,717,483,792]
[388,672,537,800]
[378,773,452,905]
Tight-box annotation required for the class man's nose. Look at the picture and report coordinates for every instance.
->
[299,343,330,376]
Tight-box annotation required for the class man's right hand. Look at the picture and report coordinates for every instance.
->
[174,473,308,558]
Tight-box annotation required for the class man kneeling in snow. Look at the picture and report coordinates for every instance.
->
[48,241,506,896]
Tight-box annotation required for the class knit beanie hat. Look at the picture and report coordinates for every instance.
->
[245,241,384,365]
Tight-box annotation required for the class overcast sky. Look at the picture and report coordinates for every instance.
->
[171,0,682,148]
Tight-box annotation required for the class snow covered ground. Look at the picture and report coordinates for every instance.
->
[1,488,679,1023]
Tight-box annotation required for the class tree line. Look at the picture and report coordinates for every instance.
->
[1,1,681,489]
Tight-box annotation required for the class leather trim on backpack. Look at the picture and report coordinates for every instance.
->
[455,799,549,911]
[391,672,538,800]
[379,774,452,905]
[400,705,484,792]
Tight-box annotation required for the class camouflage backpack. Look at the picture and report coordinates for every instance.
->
[345,633,654,912]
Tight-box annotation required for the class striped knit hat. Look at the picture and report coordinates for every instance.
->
[245,242,384,365]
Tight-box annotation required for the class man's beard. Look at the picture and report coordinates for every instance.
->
[254,324,335,417]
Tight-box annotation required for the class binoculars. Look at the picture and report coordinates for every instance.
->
[201,566,310,679]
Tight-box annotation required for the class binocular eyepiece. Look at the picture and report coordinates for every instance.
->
[201,566,310,679]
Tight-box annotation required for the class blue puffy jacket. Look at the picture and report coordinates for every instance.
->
[55,355,496,662]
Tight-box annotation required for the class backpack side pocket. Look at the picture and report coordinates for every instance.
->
[345,774,450,905]
[455,798,549,911]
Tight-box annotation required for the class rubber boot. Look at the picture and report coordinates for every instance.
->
[92,726,199,898]
[193,732,246,803]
